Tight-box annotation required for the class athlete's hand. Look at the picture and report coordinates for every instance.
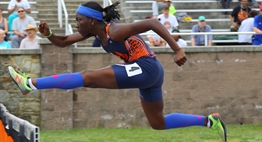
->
[38,21,51,36]
[174,49,187,66]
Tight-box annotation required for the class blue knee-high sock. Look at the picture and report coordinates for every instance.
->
[165,113,205,129]
[36,73,84,90]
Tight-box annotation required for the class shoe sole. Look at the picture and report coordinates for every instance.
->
[7,66,29,95]
[218,118,227,142]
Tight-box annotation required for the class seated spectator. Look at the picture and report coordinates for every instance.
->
[229,0,251,31]
[20,24,41,49]
[165,0,176,15]
[147,30,166,47]
[253,6,262,45]
[7,0,31,34]
[0,8,9,41]
[238,10,259,45]
[157,5,179,33]
[191,16,212,46]
[220,0,232,15]
[166,28,187,47]
[0,29,12,49]
[11,7,36,48]
[152,0,176,18]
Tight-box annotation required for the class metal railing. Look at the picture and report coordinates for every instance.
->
[140,32,258,46]
[58,0,69,35]
[0,103,40,142]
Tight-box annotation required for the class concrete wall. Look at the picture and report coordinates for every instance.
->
[1,40,262,130]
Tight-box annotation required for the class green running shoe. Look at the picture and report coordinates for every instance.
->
[7,66,32,95]
[208,113,227,142]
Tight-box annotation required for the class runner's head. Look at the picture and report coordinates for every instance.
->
[75,1,120,35]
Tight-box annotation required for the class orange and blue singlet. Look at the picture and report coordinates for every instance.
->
[100,24,164,102]
[102,24,156,63]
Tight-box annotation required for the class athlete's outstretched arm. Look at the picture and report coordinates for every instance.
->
[111,19,180,52]
[38,21,92,47]
[110,19,187,66]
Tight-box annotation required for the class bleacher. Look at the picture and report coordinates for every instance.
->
[123,0,261,45]
[0,0,259,47]
[0,0,39,40]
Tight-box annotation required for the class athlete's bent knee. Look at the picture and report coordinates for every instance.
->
[80,70,97,87]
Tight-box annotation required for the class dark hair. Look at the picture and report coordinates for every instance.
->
[82,1,120,22]
[249,10,259,18]
[172,28,181,38]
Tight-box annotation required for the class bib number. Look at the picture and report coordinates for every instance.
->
[125,63,142,77]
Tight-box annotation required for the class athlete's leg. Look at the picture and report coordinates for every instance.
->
[141,100,208,130]
[33,66,119,89]
[139,87,207,130]
[140,90,227,141]
[8,58,161,94]
[7,65,119,95]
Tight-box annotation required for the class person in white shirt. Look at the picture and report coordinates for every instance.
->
[20,24,41,49]
[238,10,259,45]
[157,5,179,33]
[7,0,31,33]
[11,7,36,48]
[166,29,187,47]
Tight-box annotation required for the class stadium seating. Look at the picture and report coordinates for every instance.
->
[123,0,261,45]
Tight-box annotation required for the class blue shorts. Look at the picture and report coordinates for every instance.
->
[112,57,164,102]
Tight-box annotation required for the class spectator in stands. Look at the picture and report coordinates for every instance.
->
[253,6,262,45]
[191,16,212,46]
[11,7,36,48]
[165,0,176,15]
[0,8,9,41]
[229,0,251,31]
[0,29,12,49]
[147,30,166,47]
[157,5,179,33]
[238,10,258,45]
[220,0,232,15]
[152,0,176,18]
[7,0,31,34]
[19,24,41,49]
[166,28,187,47]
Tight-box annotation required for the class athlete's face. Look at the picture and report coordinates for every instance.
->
[75,14,92,36]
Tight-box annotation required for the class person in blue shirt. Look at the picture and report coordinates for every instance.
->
[191,16,212,46]
[0,29,12,49]
[253,6,262,45]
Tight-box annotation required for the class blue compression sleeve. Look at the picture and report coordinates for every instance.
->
[165,113,205,129]
[36,72,84,90]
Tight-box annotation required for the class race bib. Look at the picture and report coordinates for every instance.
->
[125,63,142,77]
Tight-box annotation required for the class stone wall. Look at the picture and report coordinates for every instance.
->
[0,49,41,126]
[1,42,262,130]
